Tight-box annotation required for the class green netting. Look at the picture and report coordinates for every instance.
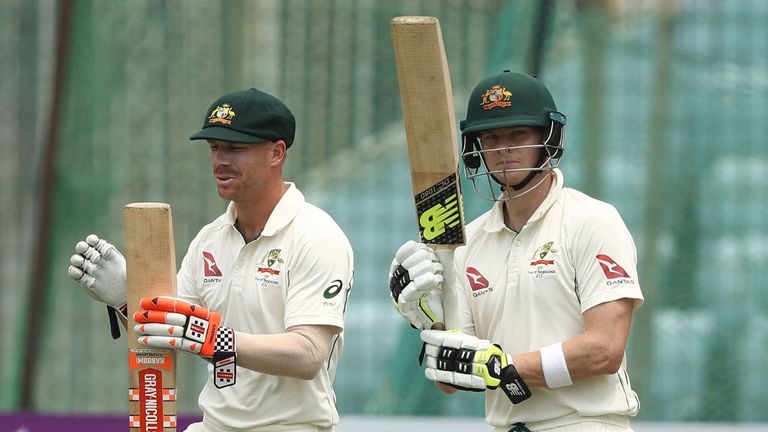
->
[0,0,766,422]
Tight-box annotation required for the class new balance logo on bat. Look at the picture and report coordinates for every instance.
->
[420,193,461,241]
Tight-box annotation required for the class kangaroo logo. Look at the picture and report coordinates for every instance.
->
[480,85,513,110]
[465,267,489,291]
[202,252,223,277]
[596,254,630,280]
[208,103,236,125]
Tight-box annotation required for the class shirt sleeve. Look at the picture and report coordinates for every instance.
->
[568,204,644,313]
[283,223,353,330]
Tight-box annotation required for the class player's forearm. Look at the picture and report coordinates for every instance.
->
[511,335,621,388]
[234,325,339,380]
[512,299,634,387]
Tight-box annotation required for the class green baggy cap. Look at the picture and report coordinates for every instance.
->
[190,88,296,147]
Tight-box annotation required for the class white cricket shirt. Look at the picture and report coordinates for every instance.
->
[177,183,353,431]
[453,169,643,428]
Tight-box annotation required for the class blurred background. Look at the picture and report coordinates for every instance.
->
[1,0,767,429]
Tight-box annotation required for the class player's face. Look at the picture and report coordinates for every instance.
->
[478,126,543,186]
[207,140,275,202]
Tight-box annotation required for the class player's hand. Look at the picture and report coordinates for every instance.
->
[388,240,444,330]
[134,296,236,388]
[420,330,532,404]
[67,234,127,309]
[133,296,230,357]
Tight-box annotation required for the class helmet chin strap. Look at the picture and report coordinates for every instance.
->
[499,170,552,200]
[486,122,556,192]
[509,169,541,191]
[491,149,548,191]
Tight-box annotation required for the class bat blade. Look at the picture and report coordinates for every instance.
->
[125,203,177,432]
[391,16,466,329]
[390,16,466,248]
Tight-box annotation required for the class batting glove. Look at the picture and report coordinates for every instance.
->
[420,330,532,404]
[389,240,444,330]
[67,234,127,339]
[134,296,237,388]
[68,234,127,308]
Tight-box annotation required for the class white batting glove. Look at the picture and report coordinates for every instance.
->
[420,330,532,404]
[67,234,127,309]
[388,240,444,330]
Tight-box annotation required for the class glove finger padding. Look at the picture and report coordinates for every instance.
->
[424,343,488,390]
[135,322,185,337]
[137,335,207,354]
[389,241,445,329]
[398,289,444,330]
[420,329,533,404]
[420,330,506,390]
[67,234,127,308]
[139,296,214,320]
[134,296,223,357]
[134,296,238,389]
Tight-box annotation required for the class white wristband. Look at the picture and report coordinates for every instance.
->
[541,342,573,388]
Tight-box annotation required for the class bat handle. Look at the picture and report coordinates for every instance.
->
[434,249,459,331]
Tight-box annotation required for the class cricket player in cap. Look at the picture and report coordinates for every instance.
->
[68,88,354,431]
[388,71,644,431]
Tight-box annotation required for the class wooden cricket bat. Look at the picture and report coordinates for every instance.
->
[391,16,466,330]
[125,203,177,432]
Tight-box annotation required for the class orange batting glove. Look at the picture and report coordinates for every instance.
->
[134,296,236,388]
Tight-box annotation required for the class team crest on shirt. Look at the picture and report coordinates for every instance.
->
[528,241,558,279]
[255,249,284,286]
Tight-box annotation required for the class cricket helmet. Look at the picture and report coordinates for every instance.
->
[459,71,566,199]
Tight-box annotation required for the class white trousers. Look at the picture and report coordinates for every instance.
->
[183,421,333,432]
[495,413,633,432]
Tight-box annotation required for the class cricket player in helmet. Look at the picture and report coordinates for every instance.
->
[461,71,566,200]
[389,71,643,431]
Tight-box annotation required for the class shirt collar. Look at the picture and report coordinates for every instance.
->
[222,182,305,236]
[482,168,565,233]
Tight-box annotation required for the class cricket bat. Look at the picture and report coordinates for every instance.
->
[390,16,466,330]
[125,203,177,432]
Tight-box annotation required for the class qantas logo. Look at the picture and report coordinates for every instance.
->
[465,267,489,291]
[596,254,630,279]
[202,252,223,277]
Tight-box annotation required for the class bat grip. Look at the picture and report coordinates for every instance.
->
[434,249,459,331]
